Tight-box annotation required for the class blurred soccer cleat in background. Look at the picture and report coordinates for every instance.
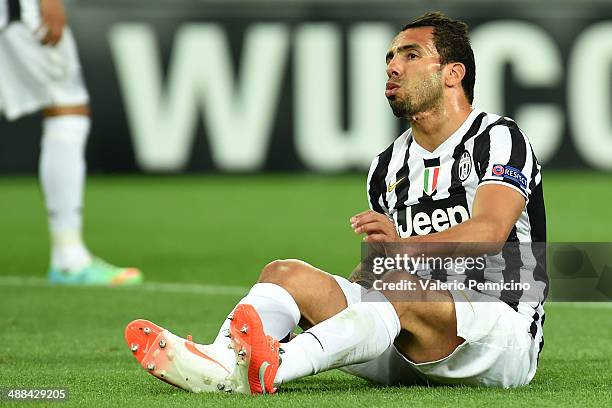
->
[48,258,142,285]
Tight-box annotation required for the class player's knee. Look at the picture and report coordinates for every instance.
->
[258,259,308,288]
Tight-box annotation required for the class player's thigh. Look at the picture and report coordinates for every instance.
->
[258,259,349,329]
[42,104,90,117]
[378,270,463,364]
[402,292,537,388]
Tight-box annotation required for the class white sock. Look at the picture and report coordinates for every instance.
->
[39,115,92,272]
[275,290,400,384]
[212,283,301,367]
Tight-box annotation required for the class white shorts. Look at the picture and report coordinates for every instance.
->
[333,275,541,388]
[0,23,89,120]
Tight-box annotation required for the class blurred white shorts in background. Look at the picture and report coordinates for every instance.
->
[0,23,89,121]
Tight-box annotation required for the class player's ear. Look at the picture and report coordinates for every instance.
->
[445,62,466,88]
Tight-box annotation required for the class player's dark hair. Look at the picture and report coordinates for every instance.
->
[402,11,476,104]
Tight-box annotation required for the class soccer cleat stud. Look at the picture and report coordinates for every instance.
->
[143,327,151,335]
[147,362,155,371]
[240,325,248,333]
[130,343,138,352]
[159,340,166,348]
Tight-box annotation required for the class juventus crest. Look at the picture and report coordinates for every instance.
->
[458,150,473,181]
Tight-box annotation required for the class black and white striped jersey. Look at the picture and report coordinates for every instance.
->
[0,0,41,30]
[367,108,545,243]
[366,107,547,350]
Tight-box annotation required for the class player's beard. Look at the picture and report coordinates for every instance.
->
[388,70,444,119]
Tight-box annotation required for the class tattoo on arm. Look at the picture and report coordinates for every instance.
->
[348,262,377,289]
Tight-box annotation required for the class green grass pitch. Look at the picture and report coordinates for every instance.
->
[1,172,611,407]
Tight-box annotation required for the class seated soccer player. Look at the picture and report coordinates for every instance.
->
[125,12,546,393]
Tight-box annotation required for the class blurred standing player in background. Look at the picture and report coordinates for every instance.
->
[0,0,142,285]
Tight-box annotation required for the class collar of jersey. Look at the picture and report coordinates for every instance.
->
[409,107,483,157]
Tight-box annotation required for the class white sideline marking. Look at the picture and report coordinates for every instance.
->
[0,275,249,296]
[0,275,611,308]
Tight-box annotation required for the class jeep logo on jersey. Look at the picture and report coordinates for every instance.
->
[396,194,471,237]
[423,158,440,196]
[458,150,472,181]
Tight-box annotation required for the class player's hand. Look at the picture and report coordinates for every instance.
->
[350,210,400,242]
[37,0,66,46]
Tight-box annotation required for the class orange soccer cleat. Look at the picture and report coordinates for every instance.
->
[227,304,281,394]
[124,319,232,393]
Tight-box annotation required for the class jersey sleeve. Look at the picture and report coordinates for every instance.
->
[366,156,389,214]
[475,122,541,201]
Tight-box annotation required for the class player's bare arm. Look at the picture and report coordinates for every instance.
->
[348,183,525,297]
[38,0,66,46]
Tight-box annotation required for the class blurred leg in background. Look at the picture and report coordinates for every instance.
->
[40,105,91,273]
